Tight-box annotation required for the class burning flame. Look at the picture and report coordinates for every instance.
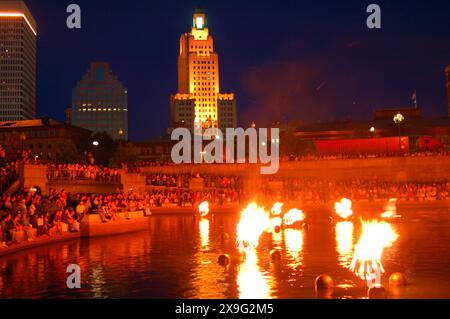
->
[270,202,283,216]
[269,217,283,247]
[270,217,282,229]
[349,220,399,282]
[283,208,305,226]
[236,202,270,251]
[334,198,353,219]
[381,198,401,219]
[198,201,209,217]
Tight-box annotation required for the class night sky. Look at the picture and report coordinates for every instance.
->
[26,0,450,141]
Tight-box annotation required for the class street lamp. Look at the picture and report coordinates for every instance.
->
[393,113,405,153]
[92,140,99,164]
[369,126,375,139]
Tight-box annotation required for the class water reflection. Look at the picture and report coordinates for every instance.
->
[270,217,283,248]
[284,228,304,268]
[199,218,210,249]
[237,250,272,299]
[335,221,354,268]
[1,211,450,298]
[191,217,229,298]
[90,266,107,299]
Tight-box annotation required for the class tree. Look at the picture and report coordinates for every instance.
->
[56,141,80,163]
[110,142,138,166]
[91,131,118,166]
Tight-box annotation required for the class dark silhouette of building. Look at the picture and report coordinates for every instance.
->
[0,118,91,160]
[72,62,128,140]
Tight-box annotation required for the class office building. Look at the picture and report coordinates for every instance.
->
[0,0,37,121]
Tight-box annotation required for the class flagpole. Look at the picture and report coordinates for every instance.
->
[413,90,418,108]
[415,90,418,108]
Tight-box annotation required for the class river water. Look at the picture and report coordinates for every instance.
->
[1,208,450,299]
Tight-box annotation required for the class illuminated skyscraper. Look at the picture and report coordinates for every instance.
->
[72,62,128,140]
[0,0,36,121]
[170,7,236,135]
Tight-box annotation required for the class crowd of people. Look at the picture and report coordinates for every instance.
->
[2,144,450,249]
[0,162,18,194]
[283,150,450,162]
[46,164,121,183]
[144,188,241,208]
[0,148,41,193]
[0,185,242,248]
[0,188,83,247]
[145,173,241,190]
[142,173,450,205]
[0,188,152,247]
[260,178,450,203]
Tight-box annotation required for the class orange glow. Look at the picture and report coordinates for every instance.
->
[283,208,305,226]
[236,202,270,251]
[269,216,283,247]
[199,218,210,248]
[284,228,303,263]
[270,202,283,216]
[350,220,399,282]
[198,201,210,217]
[381,198,401,219]
[0,13,37,36]
[270,216,282,229]
[237,250,271,299]
[174,10,231,129]
[335,221,354,268]
[334,198,353,219]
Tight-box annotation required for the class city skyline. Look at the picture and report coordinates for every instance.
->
[3,0,450,305]
[17,0,450,141]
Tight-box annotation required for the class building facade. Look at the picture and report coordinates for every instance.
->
[0,0,36,121]
[170,7,236,135]
[125,140,174,163]
[217,93,237,132]
[292,115,450,155]
[0,118,91,160]
[169,94,195,130]
[72,62,128,140]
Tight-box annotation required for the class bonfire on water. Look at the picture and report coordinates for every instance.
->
[283,208,305,227]
[334,198,353,219]
[198,201,210,217]
[349,219,399,287]
[236,202,270,251]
